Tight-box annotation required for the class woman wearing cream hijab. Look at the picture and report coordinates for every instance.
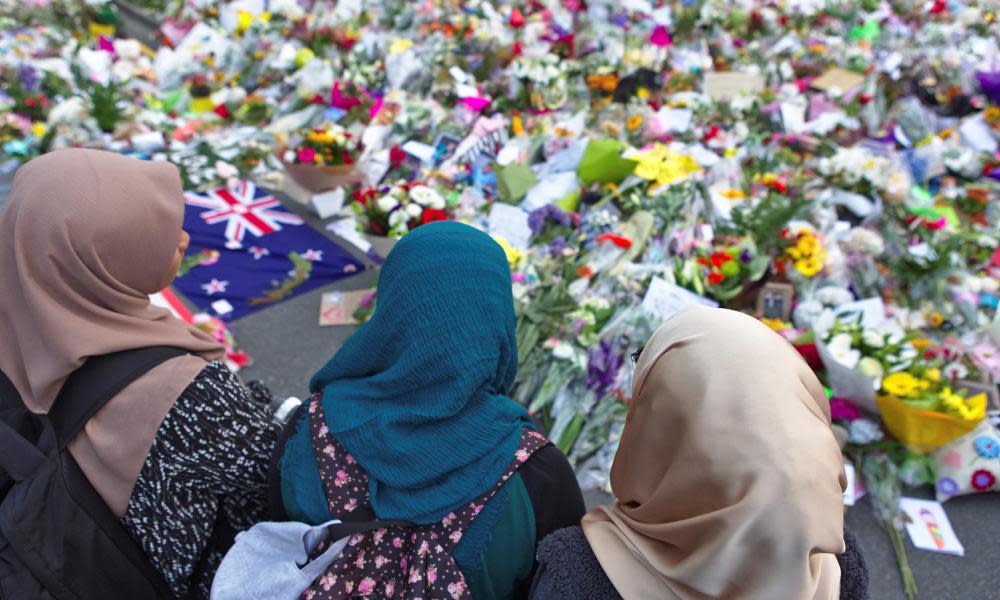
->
[531,307,869,600]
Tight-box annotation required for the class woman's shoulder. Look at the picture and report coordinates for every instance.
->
[530,525,622,600]
[517,442,587,542]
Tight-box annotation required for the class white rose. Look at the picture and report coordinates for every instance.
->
[551,343,574,360]
[816,286,853,307]
[828,333,861,370]
[405,203,422,218]
[388,209,409,228]
[857,356,884,379]
[376,195,399,213]
[409,185,442,207]
[861,329,885,349]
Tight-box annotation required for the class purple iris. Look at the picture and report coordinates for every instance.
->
[976,70,1000,105]
[18,65,38,92]
[528,207,548,236]
[585,340,624,395]
[549,235,567,258]
[528,204,573,236]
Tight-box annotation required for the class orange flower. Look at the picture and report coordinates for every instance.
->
[626,115,643,132]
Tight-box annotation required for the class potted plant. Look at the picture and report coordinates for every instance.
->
[280,123,363,193]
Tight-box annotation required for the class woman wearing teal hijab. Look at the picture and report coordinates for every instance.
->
[278,222,585,599]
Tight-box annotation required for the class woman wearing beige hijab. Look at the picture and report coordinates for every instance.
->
[0,149,278,599]
[531,307,869,600]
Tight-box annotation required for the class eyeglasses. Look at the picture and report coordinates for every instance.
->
[630,346,644,365]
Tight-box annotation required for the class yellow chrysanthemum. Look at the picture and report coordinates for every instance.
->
[626,115,643,132]
[882,372,924,398]
[760,318,790,332]
[492,235,523,270]
[31,122,46,138]
[633,145,702,188]
[720,188,745,200]
[389,38,413,54]
[925,368,941,383]
[941,389,987,421]
[795,256,823,278]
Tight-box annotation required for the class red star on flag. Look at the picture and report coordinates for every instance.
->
[201,278,229,295]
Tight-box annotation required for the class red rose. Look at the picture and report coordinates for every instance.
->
[389,145,406,168]
[710,252,732,268]
[794,343,823,372]
[707,272,726,285]
[342,150,354,165]
[420,209,448,224]
[213,104,231,119]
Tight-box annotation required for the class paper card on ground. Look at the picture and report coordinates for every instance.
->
[899,497,964,556]
[488,203,532,249]
[640,277,718,320]
[326,217,371,252]
[959,114,999,154]
[811,68,865,94]
[311,188,346,219]
[703,71,765,100]
[843,463,867,506]
[833,297,886,329]
[319,290,373,326]
[401,140,436,164]
[655,107,693,133]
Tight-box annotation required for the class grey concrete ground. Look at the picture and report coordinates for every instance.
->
[220,197,999,600]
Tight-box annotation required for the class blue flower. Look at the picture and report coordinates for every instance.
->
[974,436,1000,459]
[936,477,959,498]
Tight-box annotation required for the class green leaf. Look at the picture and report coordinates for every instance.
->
[577,139,637,185]
[746,255,770,281]
[557,412,585,455]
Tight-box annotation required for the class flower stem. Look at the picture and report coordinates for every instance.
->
[887,522,918,600]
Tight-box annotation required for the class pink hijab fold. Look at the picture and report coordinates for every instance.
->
[582,307,846,600]
[0,149,224,516]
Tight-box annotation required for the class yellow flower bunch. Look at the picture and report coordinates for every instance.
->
[632,144,702,188]
[784,231,827,278]
[626,115,643,132]
[940,388,987,421]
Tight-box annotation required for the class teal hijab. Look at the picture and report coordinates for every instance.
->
[310,222,534,524]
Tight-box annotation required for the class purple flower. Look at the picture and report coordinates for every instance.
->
[549,235,567,258]
[740,248,752,264]
[549,205,571,228]
[585,340,624,395]
[976,70,1000,105]
[528,207,548,236]
[610,12,629,28]
[936,477,960,498]
[18,65,38,92]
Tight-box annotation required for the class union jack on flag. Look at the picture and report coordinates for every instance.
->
[173,181,365,320]
[184,181,304,248]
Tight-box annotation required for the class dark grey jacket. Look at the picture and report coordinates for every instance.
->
[529,526,870,600]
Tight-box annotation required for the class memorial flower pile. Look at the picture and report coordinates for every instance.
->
[2,6,1000,586]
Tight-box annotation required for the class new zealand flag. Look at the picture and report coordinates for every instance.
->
[172,181,365,320]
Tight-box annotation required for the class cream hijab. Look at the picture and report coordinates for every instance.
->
[0,149,224,515]
[582,307,846,600]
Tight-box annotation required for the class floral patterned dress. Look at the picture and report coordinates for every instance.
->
[301,393,549,599]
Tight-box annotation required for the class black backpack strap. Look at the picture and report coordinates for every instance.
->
[48,346,189,448]
[0,367,19,407]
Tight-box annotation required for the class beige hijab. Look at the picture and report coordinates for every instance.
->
[0,149,225,516]
[582,306,846,600]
